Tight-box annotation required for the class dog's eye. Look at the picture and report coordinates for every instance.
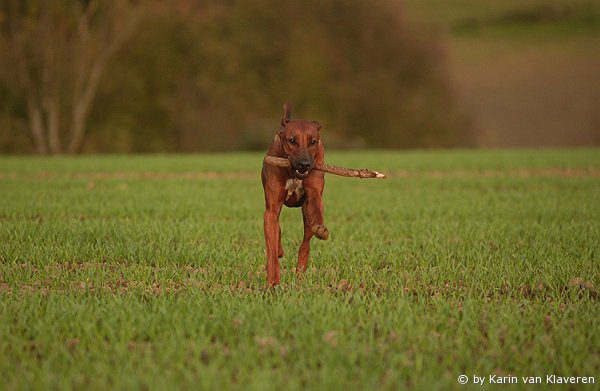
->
[309,139,317,146]
[288,138,297,145]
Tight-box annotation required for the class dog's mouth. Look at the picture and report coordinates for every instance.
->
[293,168,311,178]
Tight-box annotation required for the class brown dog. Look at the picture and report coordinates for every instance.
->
[261,103,328,286]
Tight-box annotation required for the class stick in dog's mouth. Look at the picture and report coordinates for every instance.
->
[265,156,386,179]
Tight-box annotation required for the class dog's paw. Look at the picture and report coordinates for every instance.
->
[311,224,329,240]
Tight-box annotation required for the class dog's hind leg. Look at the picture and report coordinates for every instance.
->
[264,203,283,286]
[278,226,284,258]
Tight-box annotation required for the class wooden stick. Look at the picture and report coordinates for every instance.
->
[264,156,386,179]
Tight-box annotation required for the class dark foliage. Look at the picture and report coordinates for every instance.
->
[1,0,472,153]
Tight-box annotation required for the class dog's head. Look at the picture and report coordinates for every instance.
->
[278,102,321,179]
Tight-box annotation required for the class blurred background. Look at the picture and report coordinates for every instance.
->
[0,0,598,154]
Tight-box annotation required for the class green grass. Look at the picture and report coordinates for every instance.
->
[1,149,599,390]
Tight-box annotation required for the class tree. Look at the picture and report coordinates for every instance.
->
[0,0,143,154]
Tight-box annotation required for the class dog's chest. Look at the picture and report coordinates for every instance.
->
[285,178,304,203]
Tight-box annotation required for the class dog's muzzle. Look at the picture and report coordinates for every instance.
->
[292,159,313,178]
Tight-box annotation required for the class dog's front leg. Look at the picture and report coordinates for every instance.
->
[303,174,328,240]
[264,203,283,286]
[297,211,313,273]
[297,175,328,273]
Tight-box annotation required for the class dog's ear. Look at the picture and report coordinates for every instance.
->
[311,121,322,131]
[280,102,291,130]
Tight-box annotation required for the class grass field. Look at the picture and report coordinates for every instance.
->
[1,149,599,390]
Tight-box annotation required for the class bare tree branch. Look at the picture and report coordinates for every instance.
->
[6,0,48,154]
[26,98,48,154]
[68,1,144,153]
[2,0,143,154]
[40,3,62,154]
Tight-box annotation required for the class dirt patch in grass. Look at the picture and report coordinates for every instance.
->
[46,171,257,180]
[2,269,596,301]
[2,262,596,300]
[12,261,210,274]
[1,167,599,181]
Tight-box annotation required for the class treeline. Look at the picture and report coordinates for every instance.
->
[0,0,472,154]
